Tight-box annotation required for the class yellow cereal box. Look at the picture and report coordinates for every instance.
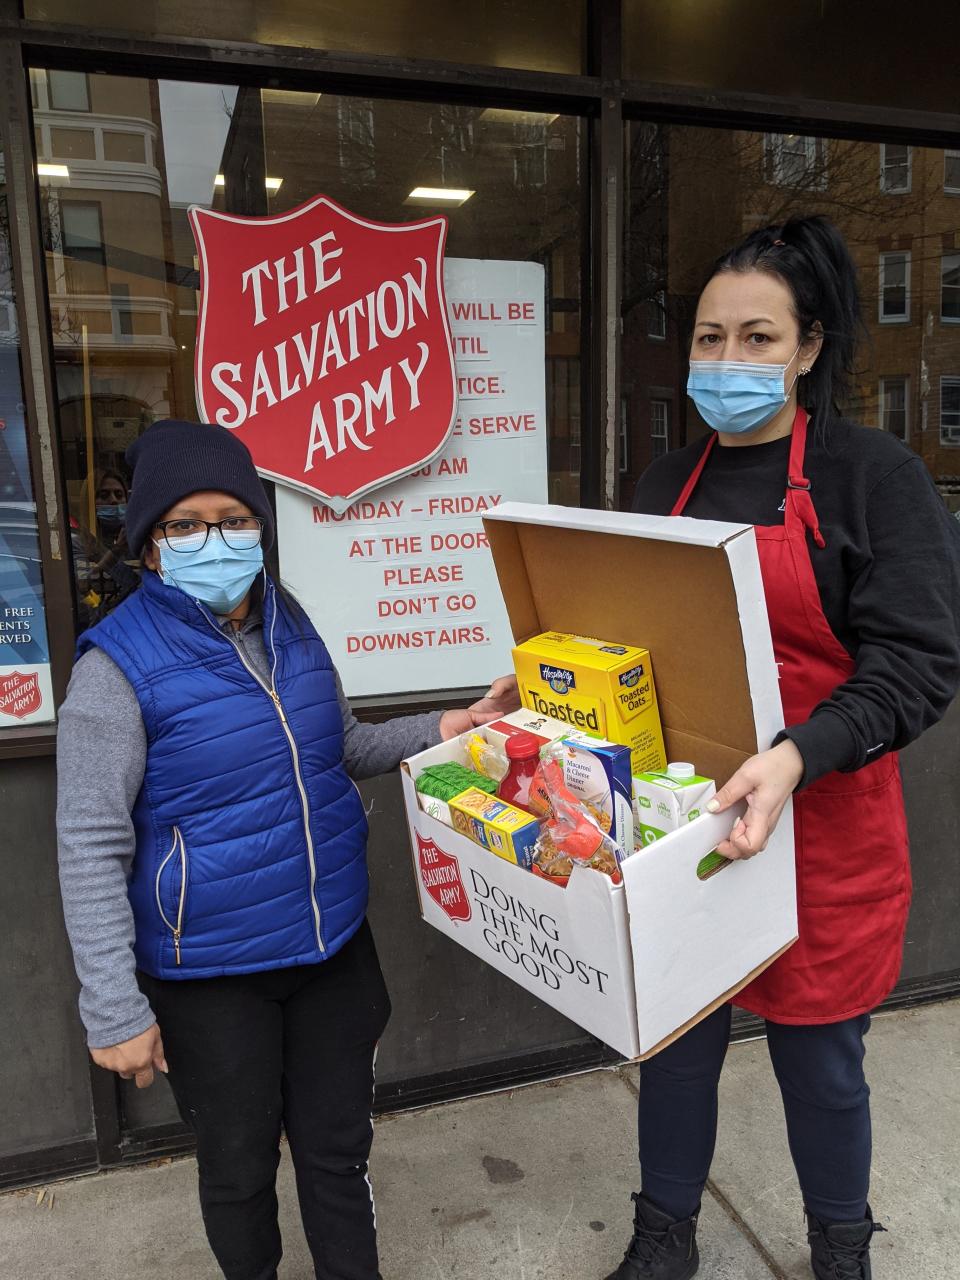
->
[448,788,540,868]
[513,632,667,777]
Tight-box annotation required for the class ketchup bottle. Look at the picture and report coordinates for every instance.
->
[498,732,540,811]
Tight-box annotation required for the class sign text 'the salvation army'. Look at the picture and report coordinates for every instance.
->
[208,230,433,472]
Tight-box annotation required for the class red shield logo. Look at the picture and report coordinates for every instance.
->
[0,670,41,720]
[417,832,472,924]
[190,196,457,512]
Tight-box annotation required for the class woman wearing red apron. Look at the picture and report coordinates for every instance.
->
[608,217,960,1280]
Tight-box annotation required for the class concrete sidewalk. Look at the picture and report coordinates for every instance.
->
[2,1001,957,1279]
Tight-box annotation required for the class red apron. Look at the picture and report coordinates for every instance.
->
[671,407,911,1023]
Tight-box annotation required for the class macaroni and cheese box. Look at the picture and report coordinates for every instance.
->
[556,738,634,857]
[448,788,540,868]
[514,632,667,776]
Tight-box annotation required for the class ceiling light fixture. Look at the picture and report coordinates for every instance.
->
[479,108,559,125]
[214,174,283,192]
[406,186,475,207]
[37,163,69,178]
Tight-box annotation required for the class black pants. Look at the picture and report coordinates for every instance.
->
[139,920,391,1280]
[638,1004,872,1223]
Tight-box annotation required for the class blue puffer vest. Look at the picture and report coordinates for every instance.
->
[78,571,369,979]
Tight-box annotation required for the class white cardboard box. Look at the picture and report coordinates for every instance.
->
[401,503,799,1059]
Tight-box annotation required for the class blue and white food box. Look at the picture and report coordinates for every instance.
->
[555,737,634,859]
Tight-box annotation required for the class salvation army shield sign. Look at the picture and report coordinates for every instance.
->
[0,670,42,720]
[190,196,457,512]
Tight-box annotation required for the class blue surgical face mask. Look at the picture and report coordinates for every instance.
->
[687,346,801,435]
[96,503,126,527]
[156,530,264,615]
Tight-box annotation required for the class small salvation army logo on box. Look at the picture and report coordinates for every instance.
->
[0,670,42,720]
[417,832,472,923]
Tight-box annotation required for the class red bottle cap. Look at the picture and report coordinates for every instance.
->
[505,731,540,761]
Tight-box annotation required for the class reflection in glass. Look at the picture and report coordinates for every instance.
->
[621,123,960,516]
[25,1,585,75]
[0,147,56,723]
[31,69,585,631]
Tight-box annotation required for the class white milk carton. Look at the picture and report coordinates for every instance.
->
[633,763,716,848]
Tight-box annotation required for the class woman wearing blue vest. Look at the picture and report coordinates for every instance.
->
[56,418,518,1280]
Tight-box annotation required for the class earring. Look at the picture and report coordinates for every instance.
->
[799,365,811,376]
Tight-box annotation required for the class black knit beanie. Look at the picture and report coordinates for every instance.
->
[124,419,275,555]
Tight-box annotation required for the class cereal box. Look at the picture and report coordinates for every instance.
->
[513,632,667,776]
[448,788,540,868]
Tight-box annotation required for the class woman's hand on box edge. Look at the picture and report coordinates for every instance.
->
[707,740,804,860]
[90,1022,167,1089]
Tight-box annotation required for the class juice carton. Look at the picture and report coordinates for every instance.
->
[555,738,634,857]
[448,788,541,868]
[513,632,667,776]
[633,764,717,848]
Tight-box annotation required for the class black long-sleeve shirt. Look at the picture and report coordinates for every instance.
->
[631,420,960,785]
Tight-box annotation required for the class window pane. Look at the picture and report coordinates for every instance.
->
[47,70,89,112]
[32,71,584,696]
[881,144,910,193]
[25,1,586,74]
[103,130,147,164]
[881,253,908,320]
[624,1,958,116]
[0,146,57,725]
[621,122,960,514]
[942,254,960,322]
[946,153,960,193]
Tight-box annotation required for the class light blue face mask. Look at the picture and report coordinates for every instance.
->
[156,529,264,615]
[687,347,802,435]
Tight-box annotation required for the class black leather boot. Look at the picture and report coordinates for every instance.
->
[605,1192,700,1280]
[806,1205,885,1279]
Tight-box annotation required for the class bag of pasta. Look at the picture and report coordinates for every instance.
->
[529,754,624,886]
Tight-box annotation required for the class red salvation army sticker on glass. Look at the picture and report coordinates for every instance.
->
[417,832,472,923]
[189,195,457,513]
[0,670,42,720]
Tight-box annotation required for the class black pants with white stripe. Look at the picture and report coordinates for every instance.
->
[139,919,391,1280]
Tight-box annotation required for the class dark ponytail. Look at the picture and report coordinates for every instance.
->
[709,215,864,425]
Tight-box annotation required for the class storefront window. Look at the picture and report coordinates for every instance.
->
[624,1,958,116]
[32,69,584,693]
[0,147,56,726]
[621,122,960,516]
[24,1,586,75]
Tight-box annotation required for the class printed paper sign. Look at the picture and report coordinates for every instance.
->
[190,195,457,512]
[276,258,548,696]
[0,348,54,726]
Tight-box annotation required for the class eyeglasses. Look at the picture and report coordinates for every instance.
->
[154,517,265,553]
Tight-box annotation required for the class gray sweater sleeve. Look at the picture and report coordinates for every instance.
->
[336,671,444,780]
[56,648,156,1050]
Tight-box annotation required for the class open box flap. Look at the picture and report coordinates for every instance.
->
[620,803,799,1057]
[483,502,784,769]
